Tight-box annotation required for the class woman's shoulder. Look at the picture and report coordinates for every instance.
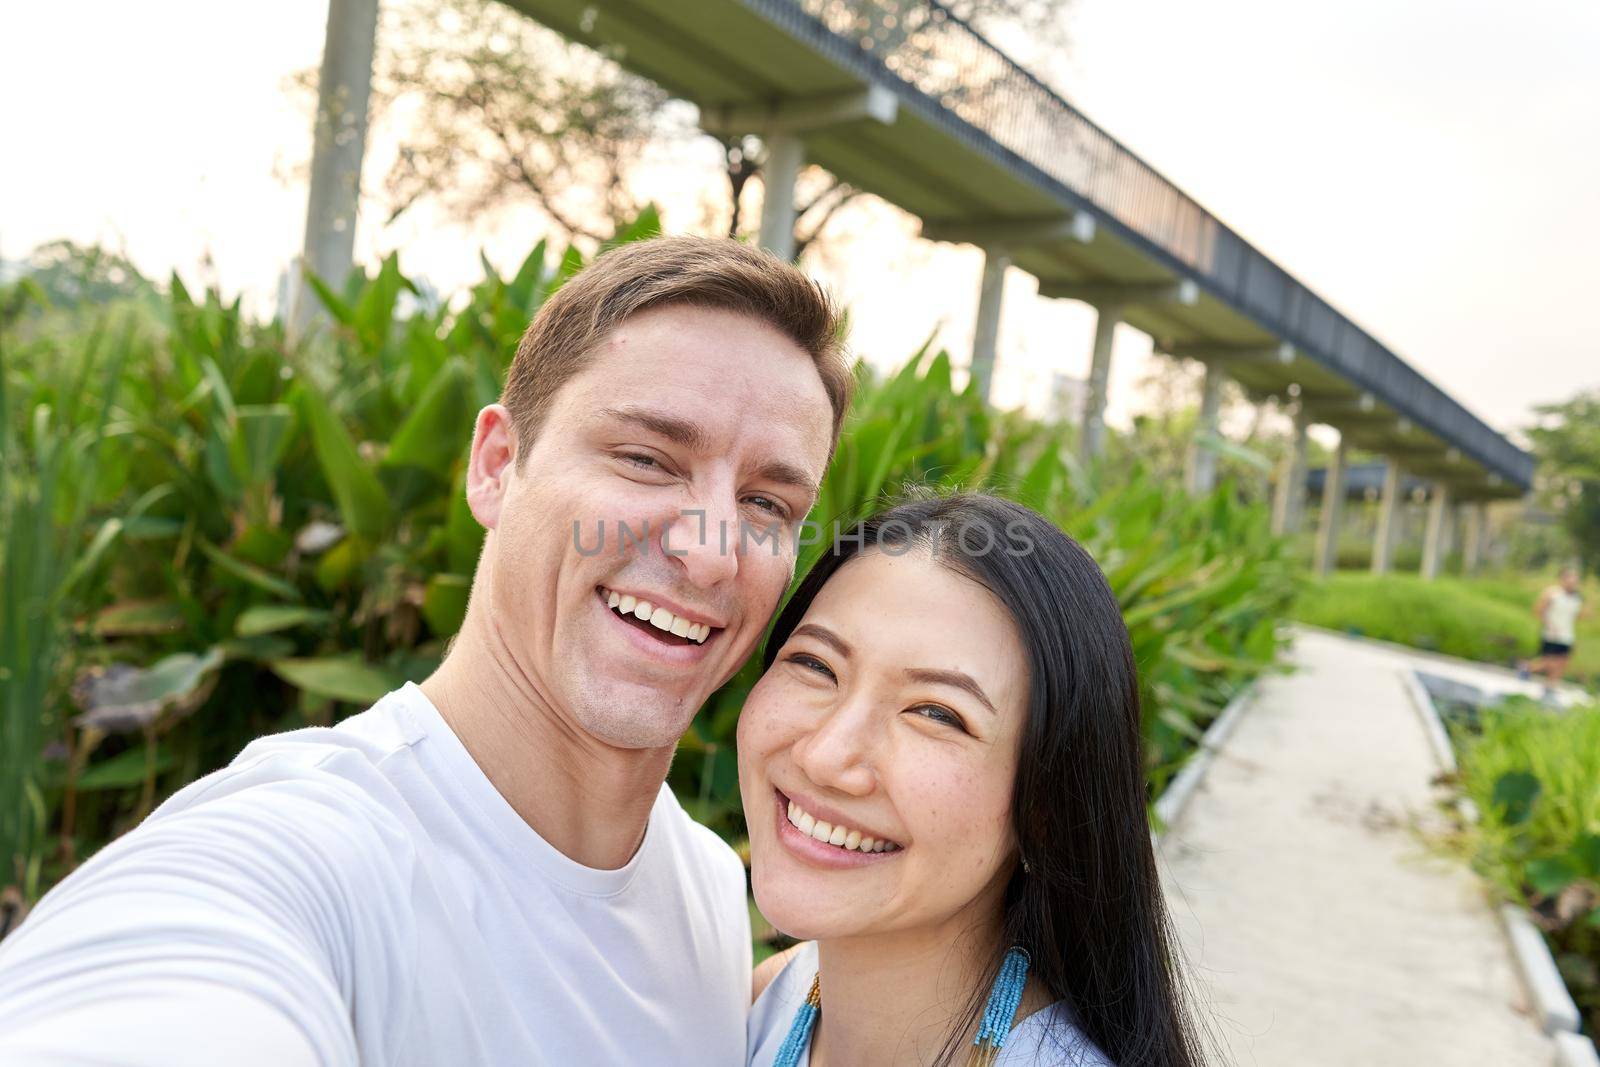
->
[999,1000,1115,1067]
[747,941,819,1066]
[751,941,812,1003]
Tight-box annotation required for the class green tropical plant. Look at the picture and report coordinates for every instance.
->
[1,310,132,907]
[1,213,1292,921]
[1453,696,1600,1035]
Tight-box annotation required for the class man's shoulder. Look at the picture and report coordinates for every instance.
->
[650,786,747,891]
[159,688,424,819]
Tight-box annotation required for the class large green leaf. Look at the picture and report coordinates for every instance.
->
[74,744,178,792]
[295,385,391,541]
[1491,771,1542,826]
[198,539,300,601]
[384,358,471,478]
[235,604,332,637]
[421,574,472,637]
[228,404,295,489]
[92,598,185,637]
[72,647,226,734]
[270,655,407,705]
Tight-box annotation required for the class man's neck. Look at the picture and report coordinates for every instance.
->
[419,607,674,871]
[808,910,1050,1067]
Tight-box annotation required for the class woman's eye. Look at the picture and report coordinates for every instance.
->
[786,652,835,680]
[911,704,967,732]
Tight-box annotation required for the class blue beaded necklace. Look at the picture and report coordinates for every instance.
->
[772,946,1031,1067]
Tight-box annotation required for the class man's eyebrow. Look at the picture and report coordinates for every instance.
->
[791,623,851,659]
[753,459,820,498]
[599,407,705,451]
[904,668,998,717]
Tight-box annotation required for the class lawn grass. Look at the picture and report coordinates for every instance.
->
[1293,570,1600,683]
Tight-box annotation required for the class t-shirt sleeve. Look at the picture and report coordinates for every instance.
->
[0,754,417,1066]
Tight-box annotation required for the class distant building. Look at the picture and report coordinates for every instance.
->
[1046,371,1088,424]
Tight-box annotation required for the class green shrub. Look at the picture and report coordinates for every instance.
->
[2,220,1294,908]
[1454,697,1600,1035]
[1293,573,1535,663]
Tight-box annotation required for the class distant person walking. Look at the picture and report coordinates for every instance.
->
[1520,566,1588,691]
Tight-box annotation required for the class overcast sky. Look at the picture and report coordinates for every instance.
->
[3,0,1596,438]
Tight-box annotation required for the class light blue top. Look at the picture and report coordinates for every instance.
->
[747,942,1115,1066]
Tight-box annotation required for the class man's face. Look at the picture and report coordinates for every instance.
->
[467,303,835,750]
[1561,569,1580,593]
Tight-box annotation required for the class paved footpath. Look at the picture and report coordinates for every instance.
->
[1159,627,1557,1066]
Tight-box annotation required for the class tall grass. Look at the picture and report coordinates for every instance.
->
[1294,571,1599,680]
[1294,572,1536,664]
[1453,697,1600,1035]
[1,312,129,901]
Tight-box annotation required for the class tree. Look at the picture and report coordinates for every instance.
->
[295,0,1072,255]
[1527,390,1600,574]
[373,0,680,243]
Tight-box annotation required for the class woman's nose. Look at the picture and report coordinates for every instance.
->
[791,701,878,797]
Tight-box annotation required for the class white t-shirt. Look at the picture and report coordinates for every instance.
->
[0,683,752,1066]
[1542,586,1583,644]
[746,942,1113,1066]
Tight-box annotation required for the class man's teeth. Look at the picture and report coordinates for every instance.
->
[787,799,899,853]
[603,588,711,643]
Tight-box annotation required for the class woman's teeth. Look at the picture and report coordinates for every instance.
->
[787,799,899,853]
[603,588,711,643]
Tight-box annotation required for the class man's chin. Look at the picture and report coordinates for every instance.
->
[570,687,700,751]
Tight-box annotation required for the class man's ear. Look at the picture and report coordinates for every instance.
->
[465,404,517,530]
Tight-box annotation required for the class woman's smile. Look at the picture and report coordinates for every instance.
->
[771,788,904,870]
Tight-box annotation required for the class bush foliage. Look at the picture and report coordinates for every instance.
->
[1453,697,1600,1036]
[1,222,1294,906]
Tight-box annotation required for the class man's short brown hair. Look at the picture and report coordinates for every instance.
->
[502,235,853,465]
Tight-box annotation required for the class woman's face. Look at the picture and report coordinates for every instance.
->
[738,546,1031,944]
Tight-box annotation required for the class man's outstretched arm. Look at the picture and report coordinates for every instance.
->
[0,765,405,1066]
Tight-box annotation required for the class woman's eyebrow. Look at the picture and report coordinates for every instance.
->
[904,668,998,717]
[791,623,851,658]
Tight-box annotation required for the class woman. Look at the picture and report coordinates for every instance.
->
[740,493,1207,1066]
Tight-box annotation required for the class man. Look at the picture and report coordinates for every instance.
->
[1520,565,1588,693]
[0,236,853,1065]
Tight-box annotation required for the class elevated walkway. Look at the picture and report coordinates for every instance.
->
[502,0,1531,499]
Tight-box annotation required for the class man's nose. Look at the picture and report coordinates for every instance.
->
[662,490,739,589]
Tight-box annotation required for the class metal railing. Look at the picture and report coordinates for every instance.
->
[752,0,1531,487]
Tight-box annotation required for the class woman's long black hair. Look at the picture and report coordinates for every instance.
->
[762,492,1208,1067]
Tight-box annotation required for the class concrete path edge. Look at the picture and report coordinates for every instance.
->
[1151,681,1258,847]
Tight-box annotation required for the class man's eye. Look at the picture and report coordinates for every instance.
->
[620,452,663,471]
[786,652,835,680]
[744,494,789,519]
[911,704,967,732]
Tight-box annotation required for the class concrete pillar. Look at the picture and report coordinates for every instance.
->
[1371,460,1403,574]
[1272,406,1309,535]
[1461,502,1487,575]
[1421,481,1452,580]
[968,247,1010,404]
[1185,361,1225,494]
[758,131,804,261]
[1313,436,1348,577]
[294,0,380,336]
[1078,304,1122,464]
